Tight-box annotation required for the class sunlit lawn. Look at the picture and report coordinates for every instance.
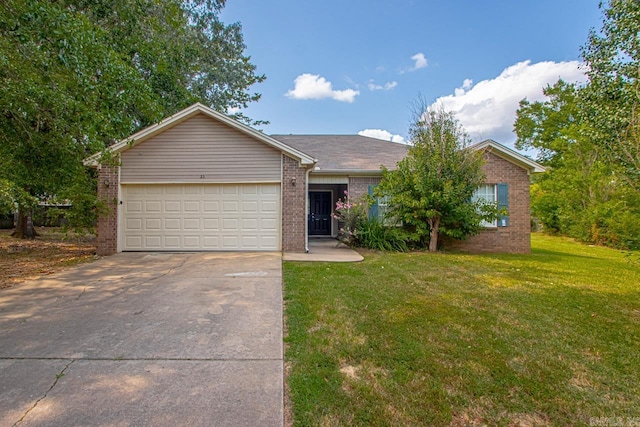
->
[284,234,640,426]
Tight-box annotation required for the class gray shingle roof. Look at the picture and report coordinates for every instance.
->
[270,135,408,172]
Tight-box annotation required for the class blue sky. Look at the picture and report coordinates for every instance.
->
[221,0,603,149]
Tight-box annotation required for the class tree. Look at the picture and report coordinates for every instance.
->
[515,80,640,249]
[0,0,265,238]
[581,0,640,189]
[376,105,489,252]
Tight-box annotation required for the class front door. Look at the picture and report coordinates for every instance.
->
[309,192,332,235]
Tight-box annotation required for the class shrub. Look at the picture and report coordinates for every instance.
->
[355,217,409,252]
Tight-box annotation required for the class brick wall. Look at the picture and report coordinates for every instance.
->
[96,165,119,256]
[348,176,381,200]
[445,151,532,254]
[282,155,308,252]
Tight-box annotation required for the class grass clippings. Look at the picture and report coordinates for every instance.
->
[284,234,640,426]
[0,228,96,289]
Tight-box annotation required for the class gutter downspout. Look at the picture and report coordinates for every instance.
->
[305,167,311,253]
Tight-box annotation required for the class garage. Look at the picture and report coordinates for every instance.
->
[122,183,281,251]
[90,103,315,255]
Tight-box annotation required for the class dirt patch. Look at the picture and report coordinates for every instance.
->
[0,228,97,289]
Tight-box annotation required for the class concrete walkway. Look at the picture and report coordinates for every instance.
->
[283,238,363,262]
[0,252,283,427]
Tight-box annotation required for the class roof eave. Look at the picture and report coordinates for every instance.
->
[310,169,387,176]
[470,139,546,173]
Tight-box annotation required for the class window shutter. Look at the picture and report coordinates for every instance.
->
[497,183,509,227]
[368,185,378,220]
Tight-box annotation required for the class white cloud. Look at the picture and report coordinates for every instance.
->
[285,73,359,103]
[226,106,242,115]
[411,52,428,70]
[368,80,398,91]
[358,129,406,144]
[429,60,588,143]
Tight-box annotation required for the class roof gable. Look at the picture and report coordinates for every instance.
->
[85,103,315,166]
[470,139,546,173]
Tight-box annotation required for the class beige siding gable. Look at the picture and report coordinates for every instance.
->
[120,113,282,183]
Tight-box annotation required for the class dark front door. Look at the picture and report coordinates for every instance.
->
[309,192,332,235]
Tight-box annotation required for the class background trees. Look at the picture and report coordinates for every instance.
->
[515,81,640,248]
[581,0,640,189]
[376,106,489,252]
[515,0,640,249]
[0,0,264,237]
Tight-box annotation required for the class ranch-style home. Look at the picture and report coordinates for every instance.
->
[88,103,544,256]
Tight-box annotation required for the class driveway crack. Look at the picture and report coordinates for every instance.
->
[13,359,74,426]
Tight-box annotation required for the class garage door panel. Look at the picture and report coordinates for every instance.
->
[184,218,200,230]
[127,201,143,213]
[165,201,181,213]
[126,235,143,249]
[242,201,258,212]
[146,219,161,230]
[223,201,239,212]
[183,235,201,248]
[122,184,280,251]
[146,201,162,212]
[242,218,259,230]
[203,201,219,212]
[184,201,200,212]
[164,218,180,230]
[222,218,239,230]
[126,218,143,230]
[261,201,278,212]
[145,236,162,248]
[203,218,219,230]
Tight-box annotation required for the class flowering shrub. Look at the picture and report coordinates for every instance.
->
[332,190,366,246]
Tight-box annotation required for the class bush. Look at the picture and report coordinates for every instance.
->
[355,217,409,252]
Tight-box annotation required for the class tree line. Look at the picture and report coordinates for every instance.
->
[515,0,640,249]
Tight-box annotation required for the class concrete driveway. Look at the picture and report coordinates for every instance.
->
[0,252,283,426]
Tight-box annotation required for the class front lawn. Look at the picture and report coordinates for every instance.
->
[283,234,640,426]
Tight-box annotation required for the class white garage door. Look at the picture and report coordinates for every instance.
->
[121,184,280,251]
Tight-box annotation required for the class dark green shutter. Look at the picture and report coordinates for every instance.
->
[368,185,378,220]
[497,183,509,227]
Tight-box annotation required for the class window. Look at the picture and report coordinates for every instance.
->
[473,183,509,228]
[368,185,393,224]
[473,184,498,227]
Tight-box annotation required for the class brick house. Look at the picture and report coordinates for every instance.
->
[88,103,544,255]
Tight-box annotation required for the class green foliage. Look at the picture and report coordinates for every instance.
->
[0,179,37,214]
[354,217,409,252]
[581,0,640,188]
[0,0,265,235]
[376,105,489,251]
[515,80,640,249]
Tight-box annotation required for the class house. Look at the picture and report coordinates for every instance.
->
[88,103,544,256]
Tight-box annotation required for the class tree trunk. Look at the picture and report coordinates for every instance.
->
[14,209,37,239]
[428,216,440,252]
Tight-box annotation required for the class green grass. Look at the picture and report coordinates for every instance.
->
[283,234,640,426]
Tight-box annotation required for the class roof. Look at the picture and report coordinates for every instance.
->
[270,135,409,174]
[470,139,546,173]
[84,103,316,167]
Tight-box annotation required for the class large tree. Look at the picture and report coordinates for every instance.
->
[376,106,489,252]
[581,0,640,188]
[515,80,640,249]
[0,0,265,237]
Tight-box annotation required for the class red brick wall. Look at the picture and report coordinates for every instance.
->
[96,165,119,256]
[282,155,308,252]
[348,176,381,200]
[445,151,532,254]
